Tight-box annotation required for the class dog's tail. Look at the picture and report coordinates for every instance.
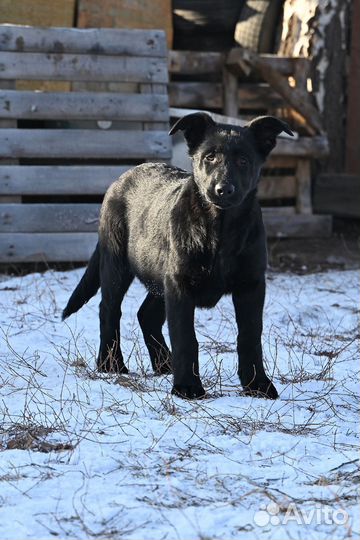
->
[62,243,100,320]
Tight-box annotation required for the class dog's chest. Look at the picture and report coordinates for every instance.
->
[171,204,255,307]
[183,240,241,307]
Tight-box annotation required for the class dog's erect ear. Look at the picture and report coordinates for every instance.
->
[246,116,294,158]
[169,112,216,154]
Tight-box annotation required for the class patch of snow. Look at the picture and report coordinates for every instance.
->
[0,269,359,539]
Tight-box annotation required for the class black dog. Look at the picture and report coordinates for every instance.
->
[63,113,293,399]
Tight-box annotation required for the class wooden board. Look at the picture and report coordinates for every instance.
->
[274,137,328,158]
[169,51,225,75]
[0,90,169,122]
[263,213,332,238]
[170,82,223,110]
[345,0,360,175]
[169,82,283,110]
[0,165,130,195]
[258,176,296,200]
[0,17,74,93]
[313,174,360,218]
[169,50,308,77]
[0,232,98,262]
[0,0,75,27]
[262,207,295,215]
[0,52,168,84]
[0,129,171,159]
[0,203,101,233]
[265,156,298,169]
[295,159,312,214]
[0,26,167,57]
[77,0,173,48]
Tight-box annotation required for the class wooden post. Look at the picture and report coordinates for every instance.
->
[345,0,360,175]
[295,159,312,214]
[222,68,238,118]
[280,0,351,172]
[140,83,170,162]
[0,81,20,203]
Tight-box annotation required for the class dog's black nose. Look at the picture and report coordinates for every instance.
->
[215,183,235,197]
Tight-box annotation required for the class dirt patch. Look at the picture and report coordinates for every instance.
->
[268,235,360,274]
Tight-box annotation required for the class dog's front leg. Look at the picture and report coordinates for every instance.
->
[165,278,205,399]
[232,278,278,399]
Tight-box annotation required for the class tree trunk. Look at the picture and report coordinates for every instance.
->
[280,0,351,173]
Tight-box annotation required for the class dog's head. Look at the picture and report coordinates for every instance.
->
[169,112,293,209]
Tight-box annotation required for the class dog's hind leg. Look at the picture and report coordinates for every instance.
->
[98,249,133,373]
[137,293,172,375]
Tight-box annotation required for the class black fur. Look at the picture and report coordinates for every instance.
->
[63,113,293,399]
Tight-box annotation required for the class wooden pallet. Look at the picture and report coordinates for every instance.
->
[0,25,170,263]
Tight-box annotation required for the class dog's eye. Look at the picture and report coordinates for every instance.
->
[237,157,248,167]
[205,152,216,162]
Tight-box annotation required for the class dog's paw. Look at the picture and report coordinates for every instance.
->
[242,379,279,400]
[97,358,128,374]
[171,383,206,400]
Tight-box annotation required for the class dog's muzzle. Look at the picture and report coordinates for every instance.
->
[207,183,237,208]
[215,183,235,197]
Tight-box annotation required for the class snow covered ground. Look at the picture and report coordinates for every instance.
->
[0,267,359,540]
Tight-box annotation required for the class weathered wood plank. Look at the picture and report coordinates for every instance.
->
[169,82,284,110]
[0,80,20,203]
[258,176,296,200]
[77,1,173,48]
[0,232,98,262]
[140,83,170,163]
[0,26,167,57]
[0,203,100,233]
[169,50,309,76]
[274,137,329,158]
[222,68,238,117]
[140,83,169,130]
[170,82,223,109]
[0,1,75,28]
[0,52,168,83]
[262,207,296,215]
[0,165,130,195]
[0,90,169,121]
[169,50,225,75]
[0,129,171,159]
[265,156,298,169]
[345,0,360,174]
[263,213,332,237]
[313,174,360,218]
[295,159,312,214]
